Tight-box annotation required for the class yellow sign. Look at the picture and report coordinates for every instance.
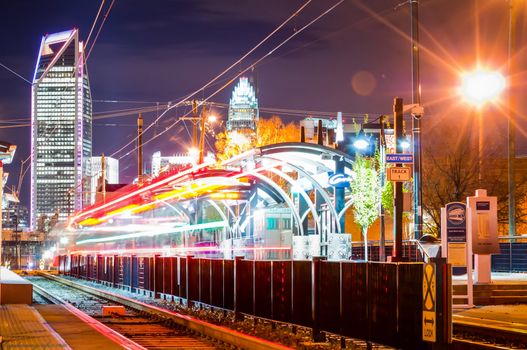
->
[423,263,436,342]
[387,166,411,181]
[447,243,466,267]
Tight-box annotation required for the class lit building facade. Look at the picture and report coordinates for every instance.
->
[31,29,92,227]
[226,77,259,133]
[90,156,119,204]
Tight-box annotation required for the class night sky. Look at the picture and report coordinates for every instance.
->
[1,0,526,208]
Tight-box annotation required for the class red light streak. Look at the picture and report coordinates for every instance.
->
[69,246,292,257]
[69,162,212,227]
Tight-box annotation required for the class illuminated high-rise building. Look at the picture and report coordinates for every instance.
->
[226,77,259,132]
[31,29,92,227]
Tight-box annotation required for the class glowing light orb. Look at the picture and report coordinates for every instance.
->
[459,69,505,107]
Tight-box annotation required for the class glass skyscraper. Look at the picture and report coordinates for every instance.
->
[226,77,259,132]
[31,29,92,227]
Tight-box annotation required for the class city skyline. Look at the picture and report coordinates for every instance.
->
[1,1,526,210]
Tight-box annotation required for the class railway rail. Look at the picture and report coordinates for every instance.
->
[452,315,527,350]
[31,273,527,350]
[30,274,291,350]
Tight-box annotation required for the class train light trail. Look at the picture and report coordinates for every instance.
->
[75,220,228,245]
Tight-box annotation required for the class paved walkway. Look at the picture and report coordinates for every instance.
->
[0,304,70,349]
[36,305,126,350]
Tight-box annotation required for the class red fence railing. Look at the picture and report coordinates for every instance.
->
[59,254,431,349]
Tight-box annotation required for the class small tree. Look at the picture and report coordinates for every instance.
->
[350,154,382,260]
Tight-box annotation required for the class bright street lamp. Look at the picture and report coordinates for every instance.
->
[459,69,506,107]
[353,130,370,150]
[459,68,506,186]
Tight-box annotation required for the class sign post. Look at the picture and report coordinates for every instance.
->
[441,202,473,308]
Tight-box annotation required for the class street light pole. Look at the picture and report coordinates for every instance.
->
[410,0,423,240]
[508,0,519,236]
[137,114,143,184]
[379,116,386,262]
[478,110,483,186]
[392,98,404,261]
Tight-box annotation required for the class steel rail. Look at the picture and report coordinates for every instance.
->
[32,283,147,350]
[38,272,293,350]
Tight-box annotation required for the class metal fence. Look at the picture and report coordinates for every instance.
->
[59,254,428,349]
[492,237,527,272]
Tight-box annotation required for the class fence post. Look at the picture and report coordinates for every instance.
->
[429,257,452,350]
[113,255,118,288]
[186,255,194,308]
[312,256,327,342]
[234,255,244,321]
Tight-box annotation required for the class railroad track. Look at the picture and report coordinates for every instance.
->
[30,274,291,350]
[452,315,527,349]
[32,273,527,350]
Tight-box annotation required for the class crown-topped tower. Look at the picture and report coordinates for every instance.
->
[226,77,259,133]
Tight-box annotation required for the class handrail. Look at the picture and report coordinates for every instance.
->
[414,239,432,262]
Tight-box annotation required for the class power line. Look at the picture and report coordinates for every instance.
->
[86,0,116,61]
[85,0,106,49]
[0,124,30,129]
[0,61,31,84]
[107,1,314,158]
[93,99,160,104]
[112,0,345,161]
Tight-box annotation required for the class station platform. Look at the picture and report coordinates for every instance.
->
[0,267,32,304]
[0,304,129,350]
[454,304,527,328]
[0,304,70,349]
[453,272,527,305]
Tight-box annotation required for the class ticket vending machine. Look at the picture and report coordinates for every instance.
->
[467,189,500,283]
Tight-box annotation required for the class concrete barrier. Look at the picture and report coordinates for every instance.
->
[0,267,33,304]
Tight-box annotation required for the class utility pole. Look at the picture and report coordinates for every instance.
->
[198,105,207,164]
[192,100,198,150]
[410,0,423,240]
[379,115,386,262]
[101,153,106,203]
[392,98,404,261]
[137,114,143,184]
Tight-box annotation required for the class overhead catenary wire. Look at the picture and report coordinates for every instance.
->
[86,0,116,61]
[85,0,106,50]
[0,61,32,84]
[108,0,314,158]
[112,0,346,161]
